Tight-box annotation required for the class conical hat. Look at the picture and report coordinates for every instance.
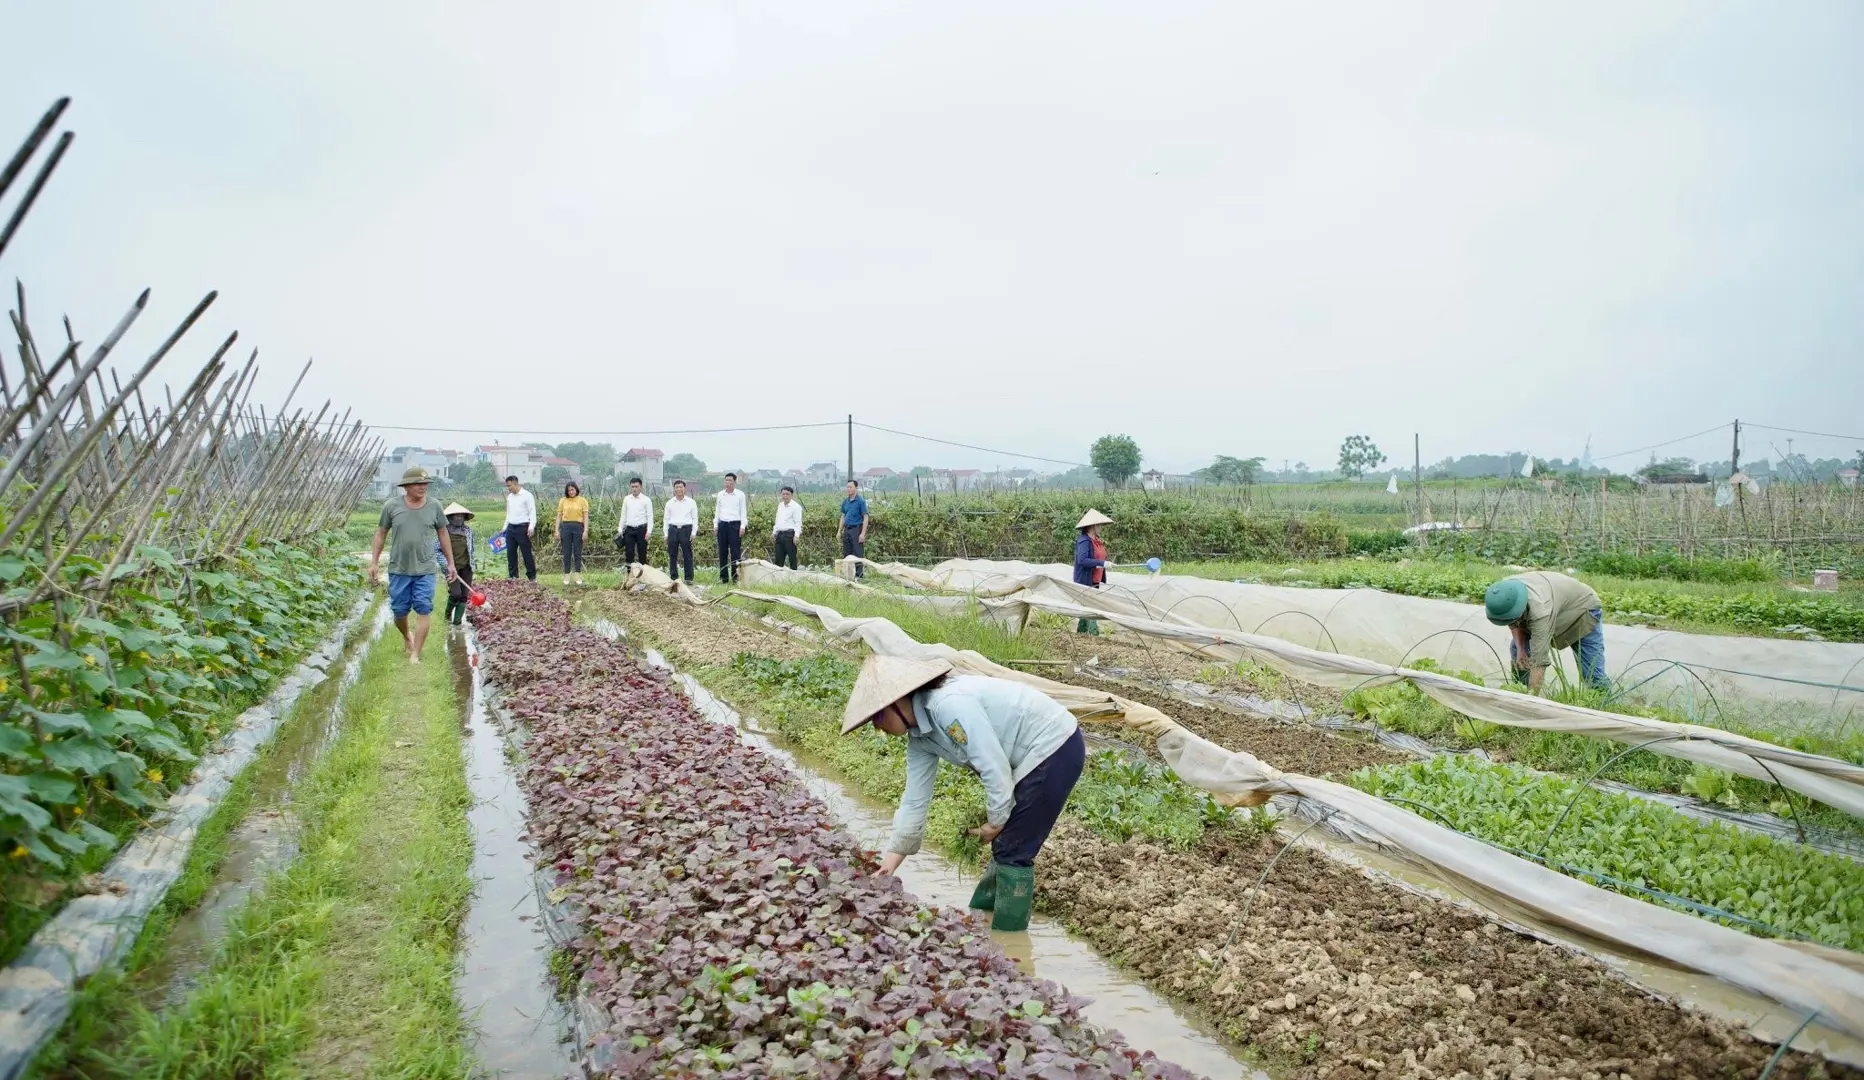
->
[840,655,953,735]
[442,502,474,519]
[1075,508,1113,529]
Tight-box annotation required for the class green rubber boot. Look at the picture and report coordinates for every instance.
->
[968,861,999,911]
[990,864,1035,932]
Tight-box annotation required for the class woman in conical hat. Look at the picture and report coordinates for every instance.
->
[1072,508,1114,635]
[841,654,1085,933]
[440,503,477,626]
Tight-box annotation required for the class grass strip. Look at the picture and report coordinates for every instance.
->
[696,651,1272,869]
[31,625,474,1079]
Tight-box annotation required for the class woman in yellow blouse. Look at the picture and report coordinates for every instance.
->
[556,481,590,585]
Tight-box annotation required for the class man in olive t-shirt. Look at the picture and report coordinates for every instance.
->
[1483,570,1606,693]
[369,466,458,662]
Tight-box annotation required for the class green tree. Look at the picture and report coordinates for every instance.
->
[1337,435,1386,479]
[554,441,616,479]
[1637,456,1698,479]
[1089,434,1142,488]
[910,465,934,477]
[664,452,707,481]
[1199,454,1266,486]
[542,464,571,485]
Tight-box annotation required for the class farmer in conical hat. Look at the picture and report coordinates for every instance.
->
[843,654,1086,932]
[1483,571,1607,694]
[1072,508,1114,635]
[440,503,477,626]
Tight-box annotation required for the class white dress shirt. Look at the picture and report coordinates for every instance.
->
[663,494,699,536]
[773,499,803,537]
[504,488,537,529]
[713,488,748,526]
[618,492,654,534]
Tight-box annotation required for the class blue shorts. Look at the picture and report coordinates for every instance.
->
[388,572,436,617]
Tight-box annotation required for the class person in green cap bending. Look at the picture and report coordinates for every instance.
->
[1483,571,1607,693]
[841,655,1085,932]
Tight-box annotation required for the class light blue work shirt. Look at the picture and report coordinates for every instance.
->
[884,675,1079,856]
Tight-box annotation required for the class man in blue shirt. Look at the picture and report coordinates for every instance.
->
[842,655,1085,933]
[839,479,869,579]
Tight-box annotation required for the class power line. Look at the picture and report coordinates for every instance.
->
[853,422,1089,468]
[225,412,845,438]
[1591,423,1731,462]
[1745,422,1864,444]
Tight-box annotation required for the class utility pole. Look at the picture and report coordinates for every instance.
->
[847,414,854,483]
[1731,418,1741,476]
[1413,432,1422,525]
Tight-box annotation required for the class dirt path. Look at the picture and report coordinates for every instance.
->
[582,586,1855,1080]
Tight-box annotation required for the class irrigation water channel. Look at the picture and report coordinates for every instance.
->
[583,614,1268,1080]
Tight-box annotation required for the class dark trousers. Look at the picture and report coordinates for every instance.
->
[992,727,1086,868]
[667,525,694,582]
[618,524,648,566]
[716,520,743,582]
[559,521,584,573]
[772,529,798,569]
[504,524,535,580]
[841,524,865,578]
[445,565,475,624]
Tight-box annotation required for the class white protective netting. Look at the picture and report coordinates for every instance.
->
[867,558,1864,733]
[641,568,1864,1043]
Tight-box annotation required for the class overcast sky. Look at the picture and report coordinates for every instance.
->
[5,2,1861,476]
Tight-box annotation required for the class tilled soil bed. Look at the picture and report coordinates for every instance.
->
[1040,823,1854,1079]
[582,587,1857,1079]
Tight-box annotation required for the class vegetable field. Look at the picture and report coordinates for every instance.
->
[473,582,1195,1077]
[580,585,1858,1078]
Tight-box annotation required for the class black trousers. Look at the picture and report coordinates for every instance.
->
[992,728,1086,868]
[504,524,535,580]
[445,564,475,624]
[772,529,798,569]
[716,520,742,582]
[559,521,585,573]
[841,524,865,578]
[617,524,648,566]
[666,525,694,582]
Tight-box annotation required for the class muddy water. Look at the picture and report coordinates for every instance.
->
[448,629,579,1079]
[150,604,391,1003]
[580,619,1265,1080]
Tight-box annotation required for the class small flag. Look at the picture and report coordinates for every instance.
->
[1386,473,1399,495]
[488,532,508,554]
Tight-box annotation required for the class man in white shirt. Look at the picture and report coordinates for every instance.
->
[502,475,538,581]
[615,476,654,567]
[713,472,749,583]
[662,479,699,583]
[771,485,803,570]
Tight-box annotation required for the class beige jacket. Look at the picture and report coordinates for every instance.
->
[1517,571,1602,668]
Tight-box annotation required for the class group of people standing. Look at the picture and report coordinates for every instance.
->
[491,474,874,585]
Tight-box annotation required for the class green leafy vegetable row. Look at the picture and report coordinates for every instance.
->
[2,536,364,881]
[723,653,1268,860]
[1349,755,1864,951]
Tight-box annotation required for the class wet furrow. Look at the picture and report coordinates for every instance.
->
[447,628,580,1078]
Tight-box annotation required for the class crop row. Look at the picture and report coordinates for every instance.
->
[1,536,365,943]
[473,581,1196,1078]
[1342,671,1864,839]
[1350,755,1864,950]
